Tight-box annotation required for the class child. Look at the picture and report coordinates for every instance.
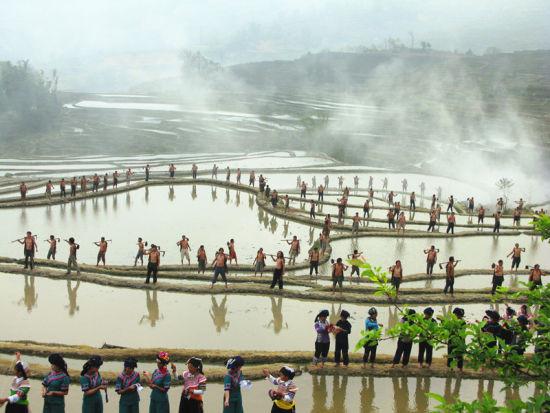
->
[392,309,416,367]
[363,308,383,368]
[171,357,207,413]
[334,310,352,367]
[223,356,249,413]
[418,307,437,368]
[313,310,332,368]
[115,357,141,413]
[42,353,70,413]
[262,366,298,413]
[80,356,107,413]
[0,352,30,412]
[143,352,171,413]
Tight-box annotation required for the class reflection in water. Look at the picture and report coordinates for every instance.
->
[225,188,230,204]
[169,187,175,201]
[235,190,240,207]
[191,185,197,200]
[211,186,217,201]
[45,204,52,223]
[415,377,431,412]
[248,194,254,210]
[332,375,347,413]
[443,377,461,406]
[113,194,118,211]
[360,377,375,412]
[393,376,411,413]
[20,209,27,227]
[311,375,332,413]
[125,192,131,208]
[308,226,314,246]
[267,297,288,334]
[139,290,161,327]
[210,295,230,332]
[145,187,149,203]
[19,275,38,313]
[283,221,289,239]
[66,280,80,316]
[269,216,278,234]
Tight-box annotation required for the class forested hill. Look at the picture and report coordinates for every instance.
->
[0,61,61,139]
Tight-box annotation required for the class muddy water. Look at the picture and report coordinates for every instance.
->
[0,274,519,354]
[0,186,315,265]
[326,233,550,287]
[0,374,533,413]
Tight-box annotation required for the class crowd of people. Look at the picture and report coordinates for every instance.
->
[0,352,298,413]
[12,229,547,295]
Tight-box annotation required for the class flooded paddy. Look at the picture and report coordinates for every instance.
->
[0,374,534,413]
[0,273,520,354]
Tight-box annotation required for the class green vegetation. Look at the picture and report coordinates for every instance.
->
[531,213,550,243]
[0,60,61,139]
[350,260,549,412]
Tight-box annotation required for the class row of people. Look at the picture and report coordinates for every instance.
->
[0,352,297,413]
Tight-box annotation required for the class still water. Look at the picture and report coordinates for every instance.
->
[0,374,533,413]
[0,274,522,354]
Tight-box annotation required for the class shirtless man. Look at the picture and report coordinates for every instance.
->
[177,235,191,265]
[332,258,348,294]
[528,264,545,289]
[59,178,66,197]
[390,260,403,296]
[45,180,54,199]
[80,176,87,192]
[323,214,333,237]
[387,208,396,230]
[347,250,365,278]
[443,257,459,295]
[212,164,218,179]
[287,236,300,265]
[308,247,320,277]
[253,248,267,277]
[317,184,324,201]
[491,260,504,295]
[467,197,475,216]
[19,182,28,200]
[424,245,439,275]
[144,244,161,284]
[352,212,361,234]
[477,205,485,230]
[94,237,109,266]
[309,200,316,219]
[513,208,522,227]
[427,209,437,232]
[507,243,525,271]
[300,181,307,199]
[493,211,501,233]
[169,164,176,178]
[284,194,290,213]
[18,231,37,270]
[225,167,231,181]
[368,188,374,205]
[259,174,266,192]
[210,248,228,289]
[144,164,150,182]
[70,177,77,196]
[45,235,59,260]
[134,237,146,266]
[397,212,406,235]
[113,171,119,188]
[192,164,198,179]
[65,237,81,276]
[447,195,454,213]
[103,174,108,191]
[236,168,241,184]
[435,204,442,223]
[92,174,100,192]
[409,192,416,211]
[126,168,134,184]
[270,251,285,289]
[446,212,456,234]
[363,199,370,219]
[249,170,255,186]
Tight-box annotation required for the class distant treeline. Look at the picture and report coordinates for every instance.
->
[0,60,61,138]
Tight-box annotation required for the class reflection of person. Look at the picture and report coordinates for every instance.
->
[360,377,375,412]
[392,377,409,413]
[310,375,331,413]
[267,297,288,334]
[66,280,80,316]
[209,296,230,332]
[19,275,38,313]
[139,290,161,327]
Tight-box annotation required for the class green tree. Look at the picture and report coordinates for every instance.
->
[349,259,549,412]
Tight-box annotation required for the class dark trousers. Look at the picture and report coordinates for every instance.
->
[491,276,503,294]
[388,219,395,229]
[309,261,318,276]
[363,345,377,363]
[178,395,203,413]
[300,190,306,198]
[318,193,323,201]
[271,404,295,413]
[270,269,283,289]
[24,249,34,269]
[426,261,435,275]
[493,222,500,233]
[71,185,76,196]
[446,223,454,234]
[6,404,28,413]
[410,200,416,210]
[310,209,315,219]
[427,221,436,232]
[447,344,464,369]
[47,248,56,260]
[146,262,158,283]
[393,339,413,366]
[314,341,330,361]
[334,341,349,365]
[60,187,66,197]
[444,277,454,294]
[418,341,433,365]
[447,204,453,212]
[212,267,227,284]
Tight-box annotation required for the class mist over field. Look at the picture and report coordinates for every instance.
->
[1,0,549,201]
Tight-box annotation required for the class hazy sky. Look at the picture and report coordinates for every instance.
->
[1,0,548,90]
